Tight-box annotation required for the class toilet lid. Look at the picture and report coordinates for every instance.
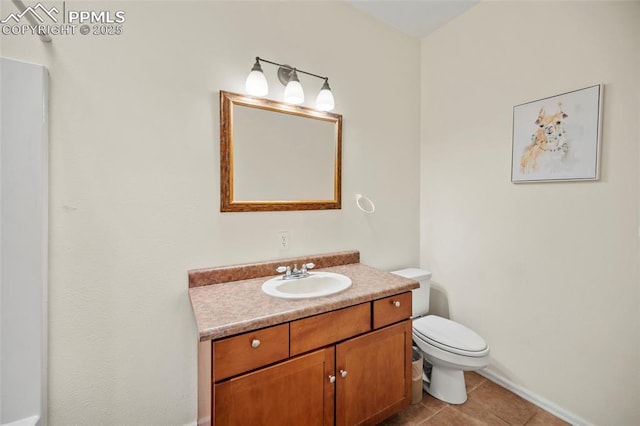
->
[413,315,488,355]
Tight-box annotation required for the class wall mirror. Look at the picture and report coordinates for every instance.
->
[220,91,342,212]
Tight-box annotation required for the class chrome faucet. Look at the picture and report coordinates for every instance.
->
[275,262,315,280]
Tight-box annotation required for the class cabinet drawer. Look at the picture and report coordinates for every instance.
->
[373,292,412,329]
[213,323,289,381]
[290,303,371,356]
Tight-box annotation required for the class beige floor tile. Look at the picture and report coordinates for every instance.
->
[377,377,566,426]
[418,406,486,426]
[464,380,538,425]
[465,371,487,393]
[454,393,511,425]
[419,391,448,414]
[379,400,437,426]
[525,407,571,426]
[379,391,446,425]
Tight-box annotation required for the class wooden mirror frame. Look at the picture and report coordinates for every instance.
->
[220,91,342,212]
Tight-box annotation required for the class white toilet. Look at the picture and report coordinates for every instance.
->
[391,268,490,404]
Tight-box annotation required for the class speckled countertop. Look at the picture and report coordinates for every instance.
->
[189,252,418,342]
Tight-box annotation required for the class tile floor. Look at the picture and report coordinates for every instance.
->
[379,372,570,425]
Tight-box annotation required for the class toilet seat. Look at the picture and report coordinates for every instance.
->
[413,315,488,357]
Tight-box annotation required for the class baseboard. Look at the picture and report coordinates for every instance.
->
[476,369,592,426]
[0,415,40,426]
[184,415,211,426]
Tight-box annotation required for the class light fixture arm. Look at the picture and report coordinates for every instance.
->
[255,56,329,84]
[245,56,335,111]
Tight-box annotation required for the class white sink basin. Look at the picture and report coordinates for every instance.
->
[262,271,352,299]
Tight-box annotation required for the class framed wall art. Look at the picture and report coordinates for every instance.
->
[511,84,603,183]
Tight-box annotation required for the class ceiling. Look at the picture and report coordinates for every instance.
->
[346,0,479,39]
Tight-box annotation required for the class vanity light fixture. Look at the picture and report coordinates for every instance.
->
[245,56,335,111]
[245,58,268,96]
[315,79,335,112]
[283,68,304,105]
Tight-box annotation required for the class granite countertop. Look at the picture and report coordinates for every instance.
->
[189,261,418,342]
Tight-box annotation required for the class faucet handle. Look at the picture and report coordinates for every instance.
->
[300,263,315,274]
[275,266,290,274]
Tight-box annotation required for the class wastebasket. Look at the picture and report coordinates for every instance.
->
[411,347,423,404]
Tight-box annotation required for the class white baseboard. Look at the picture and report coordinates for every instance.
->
[476,369,592,426]
[184,416,210,426]
[1,415,40,426]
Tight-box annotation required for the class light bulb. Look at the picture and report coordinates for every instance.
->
[284,69,304,105]
[245,59,268,96]
[316,79,334,111]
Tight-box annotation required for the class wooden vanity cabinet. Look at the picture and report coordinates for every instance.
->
[207,292,412,426]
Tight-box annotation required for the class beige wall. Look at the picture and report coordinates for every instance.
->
[1,1,420,424]
[5,0,638,424]
[420,1,639,425]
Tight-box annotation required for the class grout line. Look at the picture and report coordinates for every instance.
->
[408,374,570,426]
[524,410,538,425]
[465,373,488,394]
[418,394,448,422]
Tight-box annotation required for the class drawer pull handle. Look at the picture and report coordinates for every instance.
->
[392,300,401,308]
[328,375,336,383]
[251,339,261,348]
[339,369,348,378]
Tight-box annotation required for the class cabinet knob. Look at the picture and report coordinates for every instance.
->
[251,339,261,348]
[339,369,348,378]
[328,375,336,383]
[392,300,401,308]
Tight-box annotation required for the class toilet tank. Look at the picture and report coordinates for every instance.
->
[391,268,432,318]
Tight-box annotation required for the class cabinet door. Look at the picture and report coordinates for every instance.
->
[335,320,412,426]
[214,347,335,426]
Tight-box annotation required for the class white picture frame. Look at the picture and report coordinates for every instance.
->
[511,84,603,183]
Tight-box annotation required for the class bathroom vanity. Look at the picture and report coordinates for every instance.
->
[189,251,419,426]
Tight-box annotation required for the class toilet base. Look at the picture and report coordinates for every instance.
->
[424,364,467,404]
